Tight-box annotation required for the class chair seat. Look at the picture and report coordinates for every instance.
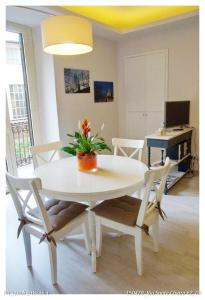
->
[91,196,142,226]
[28,199,88,231]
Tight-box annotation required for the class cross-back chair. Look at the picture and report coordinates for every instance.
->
[112,138,144,161]
[92,157,171,275]
[6,173,90,285]
[30,141,63,169]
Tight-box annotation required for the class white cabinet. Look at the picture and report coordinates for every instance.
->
[146,111,164,135]
[125,56,146,112]
[126,111,164,139]
[126,111,164,164]
[125,49,168,138]
[126,111,146,139]
[145,52,167,111]
[125,50,168,164]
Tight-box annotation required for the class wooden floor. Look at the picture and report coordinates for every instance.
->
[6,175,199,294]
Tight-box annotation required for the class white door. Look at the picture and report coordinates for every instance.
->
[125,50,168,114]
[125,50,168,165]
[145,52,167,111]
[126,111,164,164]
[145,111,165,164]
[126,111,146,139]
[145,111,164,135]
[125,55,146,112]
[6,101,17,175]
[6,30,34,175]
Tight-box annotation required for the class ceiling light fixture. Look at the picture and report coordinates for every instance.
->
[41,15,93,55]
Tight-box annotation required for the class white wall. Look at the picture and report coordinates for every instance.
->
[32,26,60,144]
[53,37,118,150]
[117,16,199,158]
[31,17,199,164]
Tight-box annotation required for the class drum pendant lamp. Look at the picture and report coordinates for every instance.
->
[41,15,93,55]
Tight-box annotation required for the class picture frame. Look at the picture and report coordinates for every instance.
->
[94,81,114,103]
[64,68,90,94]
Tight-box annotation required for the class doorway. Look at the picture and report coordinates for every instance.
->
[6,31,34,176]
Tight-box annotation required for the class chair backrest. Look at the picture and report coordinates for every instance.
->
[30,141,63,169]
[6,173,53,233]
[136,157,171,227]
[112,138,144,161]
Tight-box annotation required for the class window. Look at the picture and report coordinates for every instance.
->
[9,84,27,120]
[6,43,21,65]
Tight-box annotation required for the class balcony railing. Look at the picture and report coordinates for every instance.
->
[10,119,32,167]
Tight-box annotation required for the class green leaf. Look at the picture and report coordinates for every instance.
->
[74,131,81,139]
[88,134,97,142]
[67,133,74,138]
[69,143,78,147]
[98,137,105,142]
[91,143,111,152]
[61,146,76,156]
[63,129,111,155]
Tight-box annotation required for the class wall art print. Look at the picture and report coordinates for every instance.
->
[94,81,114,103]
[64,68,90,94]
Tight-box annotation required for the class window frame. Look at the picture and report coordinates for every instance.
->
[8,84,28,120]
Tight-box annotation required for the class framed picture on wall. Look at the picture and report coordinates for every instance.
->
[64,68,90,93]
[94,81,114,103]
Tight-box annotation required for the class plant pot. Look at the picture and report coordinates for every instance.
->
[77,152,97,171]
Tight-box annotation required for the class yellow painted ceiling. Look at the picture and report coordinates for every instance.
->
[63,6,199,32]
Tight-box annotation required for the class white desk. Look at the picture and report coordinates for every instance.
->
[35,155,148,272]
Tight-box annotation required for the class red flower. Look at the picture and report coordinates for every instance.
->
[81,118,91,138]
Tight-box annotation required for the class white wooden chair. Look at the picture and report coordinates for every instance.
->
[6,173,90,285]
[30,141,63,169]
[112,138,144,161]
[92,157,171,275]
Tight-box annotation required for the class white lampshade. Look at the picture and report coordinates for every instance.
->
[41,15,93,55]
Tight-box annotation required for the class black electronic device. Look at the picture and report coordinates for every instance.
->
[164,101,190,128]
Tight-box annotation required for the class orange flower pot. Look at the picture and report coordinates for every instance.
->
[77,152,97,171]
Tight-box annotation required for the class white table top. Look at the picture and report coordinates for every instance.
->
[145,127,192,140]
[35,155,148,203]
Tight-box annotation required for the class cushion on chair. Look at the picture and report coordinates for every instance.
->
[28,199,88,231]
[91,196,142,226]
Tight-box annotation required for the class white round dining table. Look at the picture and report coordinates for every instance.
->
[35,154,148,272]
[35,154,147,202]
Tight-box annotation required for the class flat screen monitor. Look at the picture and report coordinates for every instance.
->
[164,101,190,128]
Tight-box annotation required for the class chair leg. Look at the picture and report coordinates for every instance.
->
[82,220,91,255]
[48,242,57,285]
[96,217,102,257]
[22,229,32,267]
[134,230,143,275]
[152,217,159,253]
[136,187,142,199]
[88,209,96,273]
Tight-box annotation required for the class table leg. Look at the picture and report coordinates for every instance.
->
[148,147,151,168]
[88,205,97,273]
[164,148,168,194]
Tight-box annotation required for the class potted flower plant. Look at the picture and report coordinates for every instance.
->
[61,118,111,171]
